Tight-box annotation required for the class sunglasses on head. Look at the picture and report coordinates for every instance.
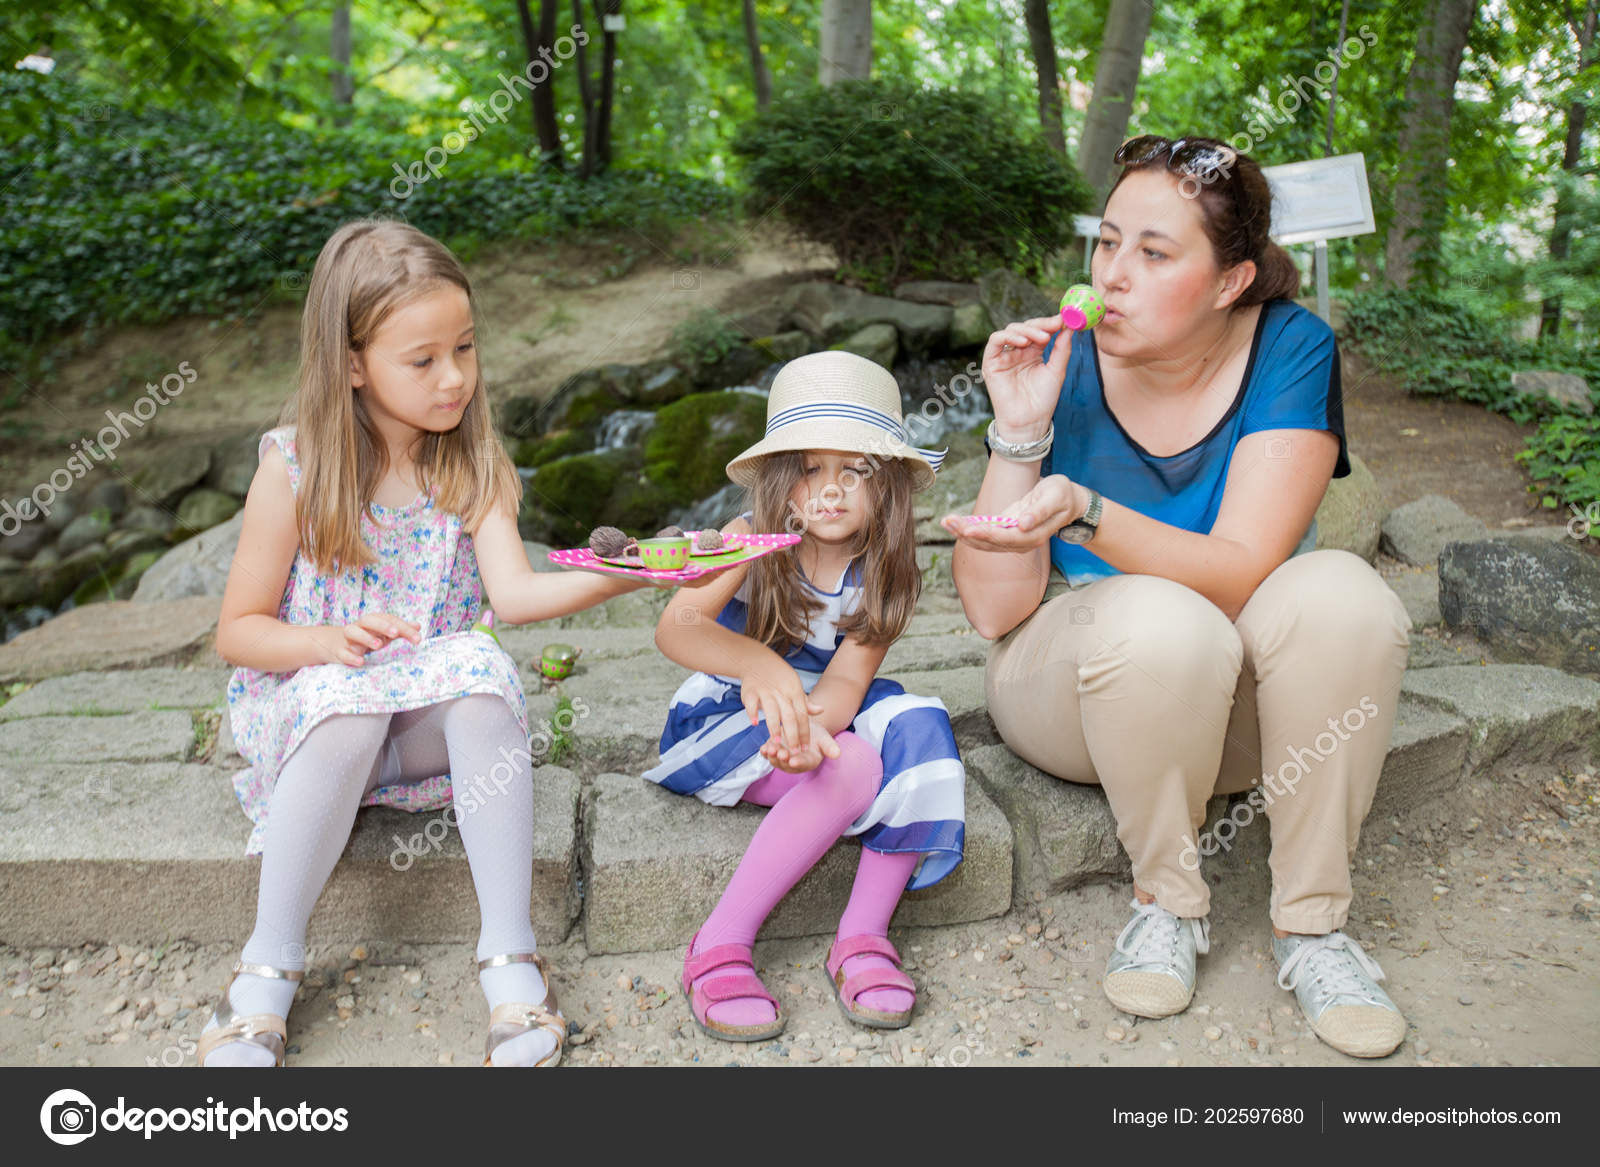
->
[1114,135,1238,187]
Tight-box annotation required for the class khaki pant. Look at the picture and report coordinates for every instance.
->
[985,549,1412,934]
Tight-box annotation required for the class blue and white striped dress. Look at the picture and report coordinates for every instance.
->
[641,554,966,890]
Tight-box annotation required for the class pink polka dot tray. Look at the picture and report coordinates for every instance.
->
[547,531,802,583]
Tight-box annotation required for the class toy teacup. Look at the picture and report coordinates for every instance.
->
[539,643,582,681]
[1059,284,1106,331]
[636,536,691,571]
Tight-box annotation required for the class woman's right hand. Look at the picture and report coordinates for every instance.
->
[313,613,422,667]
[981,316,1075,439]
[740,664,825,754]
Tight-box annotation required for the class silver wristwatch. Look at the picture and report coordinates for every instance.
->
[1056,488,1102,544]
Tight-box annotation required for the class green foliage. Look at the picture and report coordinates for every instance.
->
[731,79,1092,291]
[547,694,579,766]
[0,71,731,374]
[1344,287,1600,510]
[670,308,744,370]
[1514,415,1600,515]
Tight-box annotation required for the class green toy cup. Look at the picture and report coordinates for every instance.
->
[1059,284,1106,331]
[637,536,691,570]
[540,643,581,681]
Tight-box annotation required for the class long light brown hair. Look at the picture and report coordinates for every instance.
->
[742,450,921,655]
[279,219,521,573]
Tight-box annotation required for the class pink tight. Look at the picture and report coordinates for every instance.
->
[687,732,921,1028]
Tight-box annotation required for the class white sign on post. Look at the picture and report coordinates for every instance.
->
[1261,153,1375,324]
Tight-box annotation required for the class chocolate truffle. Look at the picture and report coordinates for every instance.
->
[694,529,724,551]
[589,525,630,557]
[655,525,686,539]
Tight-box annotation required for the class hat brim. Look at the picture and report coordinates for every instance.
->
[725,418,939,494]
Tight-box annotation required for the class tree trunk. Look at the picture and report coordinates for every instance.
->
[571,0,597,177]
[593,0,619,171]
[1384,0,1475,290]
[1541,0,1597,338]
[330,1,353,121]
[743,0,773,110]
[1325,0,1350,155]
[1024,0,1066,155]
[820,0,871,86]
[516,0,565,167]
[1077,0,1156,204]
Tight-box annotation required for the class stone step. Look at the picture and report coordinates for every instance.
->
[581,772,1013,956]
[0,759,582,949]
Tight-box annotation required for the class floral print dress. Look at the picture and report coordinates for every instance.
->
[225,426,528,854]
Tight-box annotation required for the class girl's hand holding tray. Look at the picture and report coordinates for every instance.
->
[547,530,802,583]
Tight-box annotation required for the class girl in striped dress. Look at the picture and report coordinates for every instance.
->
[645,350,966,1041]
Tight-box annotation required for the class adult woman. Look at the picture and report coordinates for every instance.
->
[944,137,1412,1058]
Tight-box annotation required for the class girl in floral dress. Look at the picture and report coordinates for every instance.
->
[206,219,681,1068]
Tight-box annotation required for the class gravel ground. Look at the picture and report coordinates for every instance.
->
[4,758,1594,1069]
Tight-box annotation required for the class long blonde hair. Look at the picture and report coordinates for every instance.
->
[742,450,921,655]
[280,219,521,573]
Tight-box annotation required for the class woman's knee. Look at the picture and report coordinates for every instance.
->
[1250,550,1411,652]
[1086,575,1244,687]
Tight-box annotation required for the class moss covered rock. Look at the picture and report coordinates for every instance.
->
[510,429,592,470]
[643,391,768,510]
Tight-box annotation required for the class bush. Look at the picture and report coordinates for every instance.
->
[0,71,732,378]
[731,80,1091,292]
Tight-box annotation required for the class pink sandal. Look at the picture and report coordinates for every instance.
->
[681,931,786,1043]
[825,934,917,1029]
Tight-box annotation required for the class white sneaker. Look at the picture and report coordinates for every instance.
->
[1102,898,1210,1018]
[1274,931,1406,1058]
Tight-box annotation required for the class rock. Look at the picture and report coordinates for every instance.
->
[0,594,223,684]
[0,709,195,764]
[977,269,1055,330]
[206,430,266,497]
[0,667,228,721]
[751,331,812,364]
[948,301,992,350]
[104,995,127,1015]
[641,391,769,512]
[1204,1026,1222,1041]
[582,771,1011,954]
[1511,370,1593,416]
[894,281,980,307]
[82,479,128,519]
[1385,569,1441,628]
[1105,1024,1126,1042]
[534,369,630,438]
[0,520,50,562]
[784,282,952,354]
[1367,695,1471,822]
[964,745,1129,901]
[56,512,112,558]
[635,364,693,407]
[1400,664,1600,770]
[1439,539,1600,676]
[128,446,212,509]
[1380,495,1489,567]
[43,498,77,534]
[831,323,899,370]
[1314,452,1384,562]
[914,457,988,542]
[133,510,243,602]
[120,506,176,538]
[174,489,241,538]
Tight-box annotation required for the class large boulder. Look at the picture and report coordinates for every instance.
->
[949,301,993,349]
[133,509,244,602]
[1511,370,1593,416]
[1380,494,1488,567]
[0,595,224,684]
[831,322,898,369]
[977,268,1055,330]
[127,445,211,509]
[641,391,768,511]
[1313,451,1384,562]
[783,282,952,354]
[894,280,981,307]
[1438,538,1600,677]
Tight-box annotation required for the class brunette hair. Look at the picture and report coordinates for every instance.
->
[740,450,921,656]
[1107,136,1301,308]
[278,219,521,573]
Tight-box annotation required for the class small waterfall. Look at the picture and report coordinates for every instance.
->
[894,355,992,447]
[596,409,657,451]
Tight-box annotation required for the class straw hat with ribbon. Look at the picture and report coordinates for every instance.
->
[724,350,946,493]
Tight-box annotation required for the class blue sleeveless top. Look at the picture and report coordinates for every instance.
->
[1038,298,1349,586]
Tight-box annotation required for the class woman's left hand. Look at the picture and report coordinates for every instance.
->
[941,474,1085,552]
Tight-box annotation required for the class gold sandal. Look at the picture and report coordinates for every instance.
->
[196,960,304,1067]
[480,951,566,1068]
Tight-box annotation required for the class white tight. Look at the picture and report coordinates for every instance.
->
[204,693,555,1066]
